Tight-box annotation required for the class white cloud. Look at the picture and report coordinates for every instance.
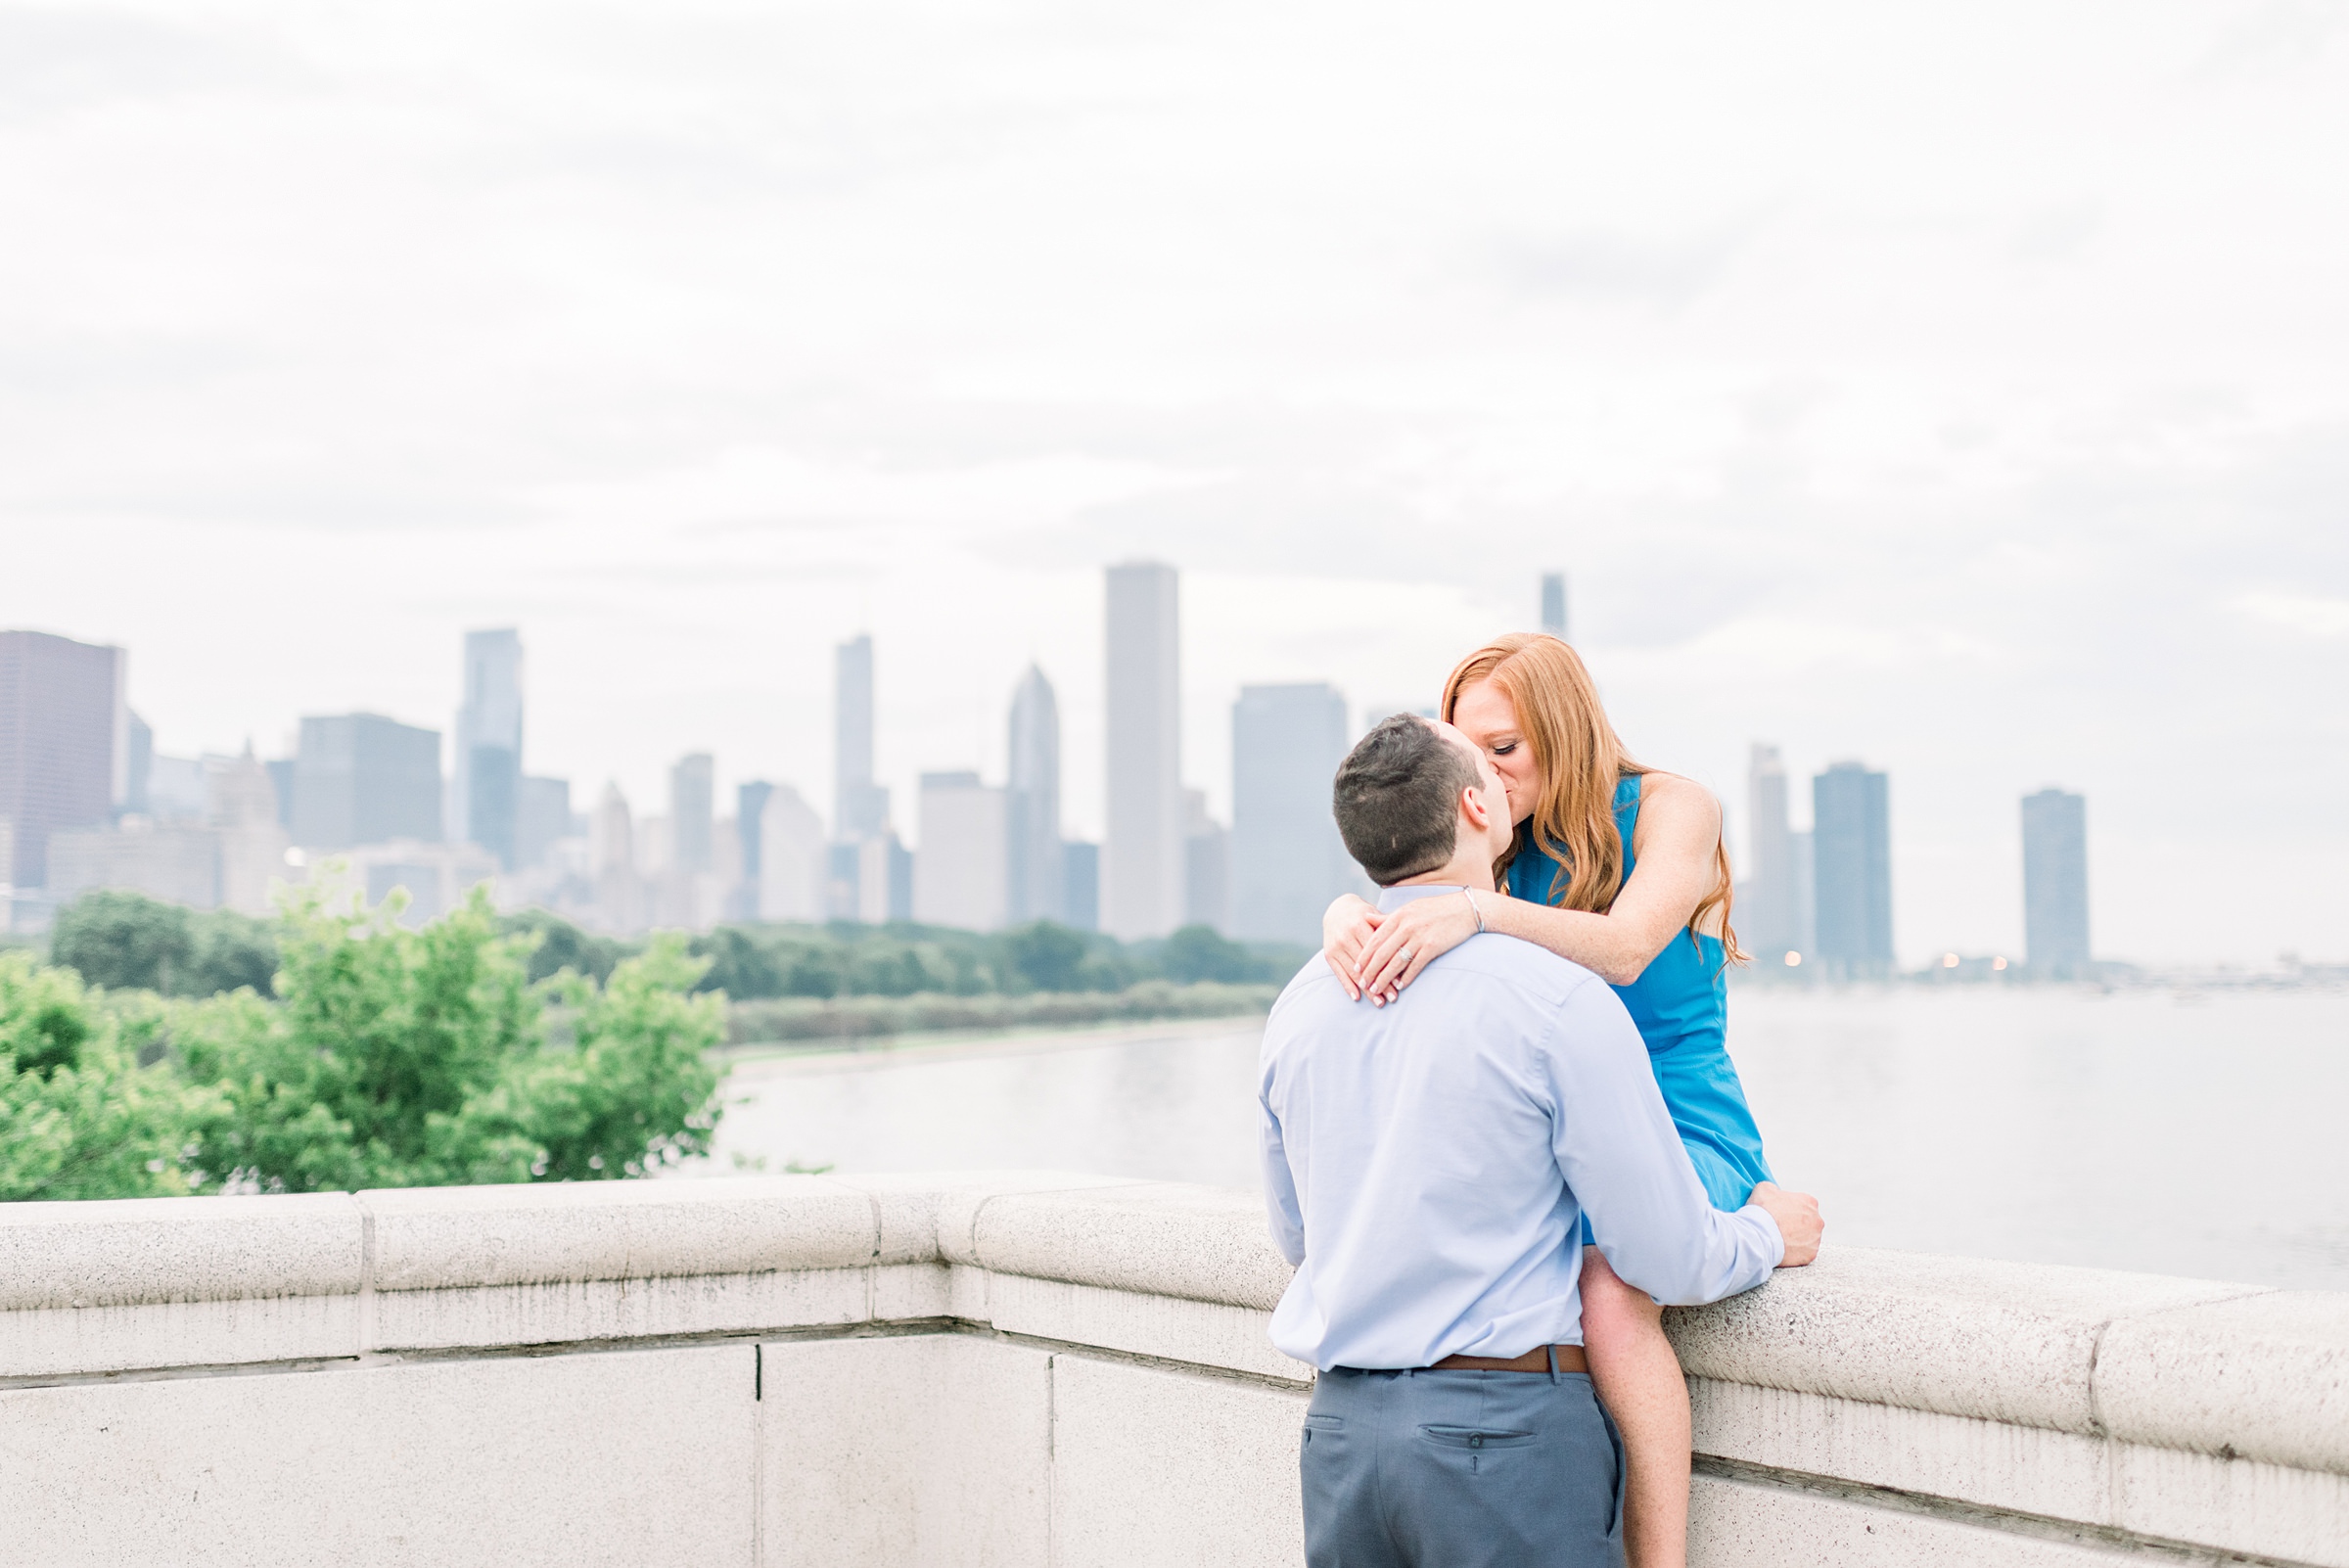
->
[2230,591,2349,639]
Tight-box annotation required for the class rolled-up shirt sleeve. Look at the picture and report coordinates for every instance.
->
[1544,978,1782,1305]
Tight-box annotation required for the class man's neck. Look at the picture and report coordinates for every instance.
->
[1391,856,1497,894]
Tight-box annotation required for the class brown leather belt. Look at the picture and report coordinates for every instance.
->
[1431,1343,1588,1374]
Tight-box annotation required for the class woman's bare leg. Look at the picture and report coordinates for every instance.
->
[1581,1245,1689,1568]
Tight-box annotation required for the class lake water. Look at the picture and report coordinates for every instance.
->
[702,988,2349,1293]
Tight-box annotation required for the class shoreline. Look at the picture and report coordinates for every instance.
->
[714,1012,1268,1078]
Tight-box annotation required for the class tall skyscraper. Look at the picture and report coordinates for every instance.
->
[1103,561,1184,940]
[736,781,774,883]
[835,634,890,841]
[1790,828,1817,960]
[669,753,714,874]
[1541,573,1569,640]
[1813,761,1893,977]
[1005,666,1063,924]
[452,629,524,867]
[208,747,290,915]
[1230,682,1355,945]
[756,784,825,922]
[732,779,775,918]
[291,714,442,851]
[0,629,125,889]
[914,771,1008,931]
[1062,841,1100,933]
[516,776,576,871]
[1742,743,1798,960]
[826,842,860,921]
[590,783,631,871]
[590,782,643,933]
[1183,789,1230,934]
[2021,788,2091,976]
[124,712,154,815]
[869,832,913,923]
[265,759,298,828]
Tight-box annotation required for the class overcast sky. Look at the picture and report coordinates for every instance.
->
[4,0,2345,964]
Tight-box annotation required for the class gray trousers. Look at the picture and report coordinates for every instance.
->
[1301,1365,1627,1568]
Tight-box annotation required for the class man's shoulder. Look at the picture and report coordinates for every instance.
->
[1261,937,1607,1051]
[1267,954,1351,1028]
[1425,932,1607,1008]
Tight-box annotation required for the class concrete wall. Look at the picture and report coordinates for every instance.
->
[2,1174,2343,1567]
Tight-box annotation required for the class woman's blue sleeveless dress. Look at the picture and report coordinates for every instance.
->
[1503,773,1774,1214]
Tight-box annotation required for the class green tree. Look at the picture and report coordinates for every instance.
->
[848,944,936,996]
[780,944,845,998]
[48,891,280,999]
[174,881,724,1193]
[1005,921,1087,992]
[500,939,725,1179]
[1159,924,1258,984]
[184,909,280,996]
[50,890,195,993]
[501,909,631,986]
[691,926,785,999]
[0,953,198,1201]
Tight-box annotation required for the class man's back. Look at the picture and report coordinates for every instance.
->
[1259,897,1779,1372]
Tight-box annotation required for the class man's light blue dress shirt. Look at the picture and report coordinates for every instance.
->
[1259,885,1784,1372]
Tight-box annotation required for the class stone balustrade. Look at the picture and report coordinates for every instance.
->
[2,1173,2343,1566]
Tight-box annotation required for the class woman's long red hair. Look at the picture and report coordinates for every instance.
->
[1440,633,1744,963]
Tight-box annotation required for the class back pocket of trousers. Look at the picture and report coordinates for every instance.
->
[1418,1425,1535,1451]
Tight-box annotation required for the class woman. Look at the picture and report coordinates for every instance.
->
[1321,631,1795,1568]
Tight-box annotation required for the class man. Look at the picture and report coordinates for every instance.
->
[1259,715,1822,1568]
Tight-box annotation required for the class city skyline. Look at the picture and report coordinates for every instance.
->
[7,601,2129,973]
[25,561,2320,969]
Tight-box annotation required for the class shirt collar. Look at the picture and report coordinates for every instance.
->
[1375,883,1480,914]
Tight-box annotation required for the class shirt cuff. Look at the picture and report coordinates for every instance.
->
[1737,1202,1789,1270]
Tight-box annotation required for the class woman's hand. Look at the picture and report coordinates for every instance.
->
[1354,891,1481,1005]
[1322,895,1382,1000]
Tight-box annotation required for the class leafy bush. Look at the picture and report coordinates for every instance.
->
[171,882,724,1193]
[0,953,199,1201]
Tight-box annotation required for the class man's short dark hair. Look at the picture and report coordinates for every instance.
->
[1332,715,1483,886]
